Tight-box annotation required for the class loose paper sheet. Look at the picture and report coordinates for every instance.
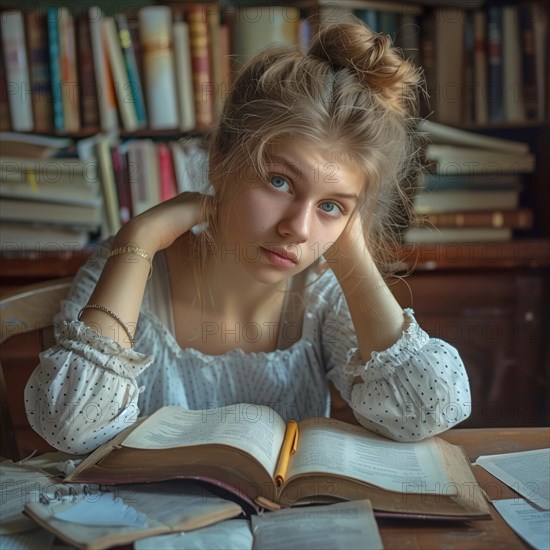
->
[134,520,253,550]
[493,498,550,550]
[476,448,550,509]
[251,500,383,550]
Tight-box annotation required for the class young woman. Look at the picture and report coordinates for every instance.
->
[25,21,471,454]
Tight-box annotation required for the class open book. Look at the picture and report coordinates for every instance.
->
[66,404,490,520]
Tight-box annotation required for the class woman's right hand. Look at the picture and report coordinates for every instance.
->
[113,192,206,255]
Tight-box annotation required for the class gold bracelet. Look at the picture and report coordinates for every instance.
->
[78,304,134,347]
[107,245,153,279]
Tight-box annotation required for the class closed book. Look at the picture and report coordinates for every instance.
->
[25,11,54,133]
[405,227,512,244]
[103,16,140,132]
[487,6,504,123]
[185,4,215,130]
[0,155,100,204]
[0,196,102,228]
[173,20,196,131]
[0,221,91,251]
[533,3,547,122]
[75,13,100,130]
[0,132,74,159]
[46,7,65,132]
[114,13,147,129]
[419,9,435,119]
[416,208,533,230]
[414,189,520,214]
[1,10,34,131]
[205,3,224,118]
[502,6,525,122]
[462,11,475,125]
[58,7,80,132]
[95,135,121,236]
[138,6,179,130]
[88,6,118,133]
[0,38,11,131]
[472,10,488,125]
[434,7,464,125]
[110,144,132,224]
[518,5,538,121]
[422,171,521,192]
[127,139,160,215]
[419,120,530,156]
[157,142,177,202]
[231,6,300,68]
[65,403,490,521]
[425,145,535,174]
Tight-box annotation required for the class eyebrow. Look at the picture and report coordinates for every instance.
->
[266,155,360,203]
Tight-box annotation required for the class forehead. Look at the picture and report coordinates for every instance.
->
[264,138,366,194]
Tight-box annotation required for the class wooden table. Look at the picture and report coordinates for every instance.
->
[378,427,550,549]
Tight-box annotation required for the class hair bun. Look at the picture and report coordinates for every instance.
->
[307,21,420,115]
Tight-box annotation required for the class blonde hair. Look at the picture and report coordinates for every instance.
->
[200,19,423,277]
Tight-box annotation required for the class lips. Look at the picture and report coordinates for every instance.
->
[262,246,298,264]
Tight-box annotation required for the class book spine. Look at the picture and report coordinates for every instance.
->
[88,6,118,133]
[46,7,65,132]
[103,16,139,132]
[502,6,525,122]
[25,11,53,134]
[58,7,80,132]
[419,9,435,120]
[472,10,488,125]
[518,5,538,121]
[95,136,121,236]
[173,21,196,132]
[206,3,223,118]
[110,144,132,224]
[115,13,147,128]
[462,10,475,126]
[138,6,179,130]
[76,13,100,130]
[419,208,533,230]
[0,37,11,131]
[433,7,464,126]
[157,142,177,202]
[1,10,34,131]
[487,6,504,123]
[187,5,215,131]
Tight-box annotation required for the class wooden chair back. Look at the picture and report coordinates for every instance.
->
[0,277,73,459]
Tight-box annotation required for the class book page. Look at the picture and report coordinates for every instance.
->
[250,500,383,550]
[476,448,550,510]
[288,418,454,493]
[492,499,550,550]
[122,405,287,477]
[134,520,253,550]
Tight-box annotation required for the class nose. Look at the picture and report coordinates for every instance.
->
[277,200,313,243]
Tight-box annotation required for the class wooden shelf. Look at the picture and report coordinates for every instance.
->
[1,239,548,292]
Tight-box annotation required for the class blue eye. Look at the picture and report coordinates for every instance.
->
[319,202,342,217]
[270,175,290,192]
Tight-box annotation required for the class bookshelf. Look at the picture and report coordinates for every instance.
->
[0,0,549,430]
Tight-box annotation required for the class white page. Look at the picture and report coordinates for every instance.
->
[0,461,60,533]
[250,500,383,550]
[134,520,253,550]
[288,419,454,494]
[476,448,550,510]
[493,499,550,550]
[122,405,287,478]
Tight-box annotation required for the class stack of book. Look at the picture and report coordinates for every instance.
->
[406,122,536,244]
[0,133,102,252]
